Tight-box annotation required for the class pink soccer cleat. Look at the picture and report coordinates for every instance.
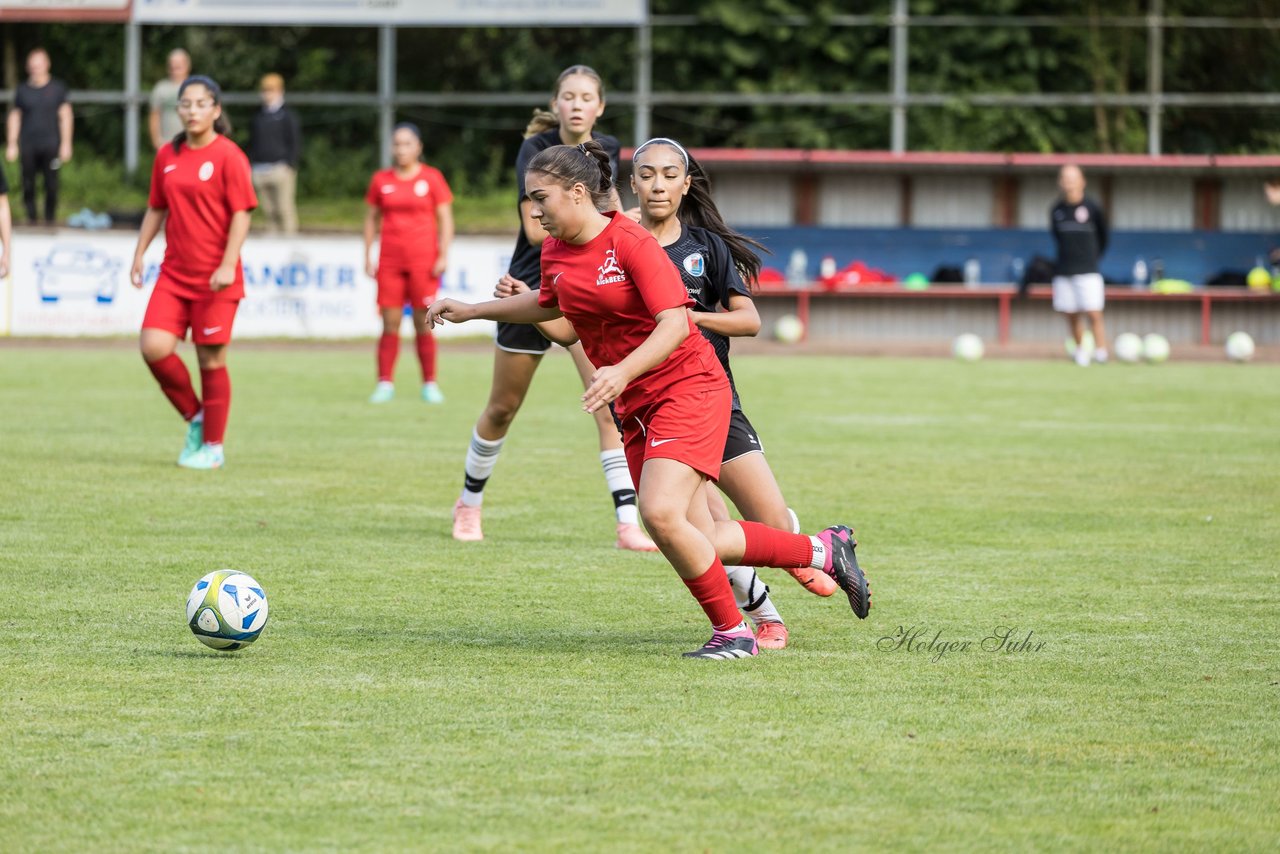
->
[755,621,789,650]
[615,522,659,552]
[452,499,483,542]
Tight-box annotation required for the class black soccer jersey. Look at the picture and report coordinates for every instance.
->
[1050,196,1109,276]
[507,128,621,286]
[663,224,752,410]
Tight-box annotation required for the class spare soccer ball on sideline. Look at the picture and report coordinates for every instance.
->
[952,332,985,362]
[1113,332,1144,363]
[186,570,269,650]
[1225,331,1255,362]
[1142,333,1171,364]
[774,314,804,344]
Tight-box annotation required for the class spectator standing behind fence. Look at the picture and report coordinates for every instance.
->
[149,49,191,150]
[5,48,72,225]
[1050,164,1109,366]
[247,73,300,235]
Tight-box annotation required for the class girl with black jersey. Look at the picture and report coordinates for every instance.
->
[449,65,655,553]
[629,137,846,649]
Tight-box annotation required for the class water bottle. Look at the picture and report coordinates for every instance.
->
[786,248,809,288]
[819,255,837,280]
[963,257,981,288]
[1132,257,1148,289]
[1010,257,1025,286]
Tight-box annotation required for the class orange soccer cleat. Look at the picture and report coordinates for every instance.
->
[451,499,483,542]
[615,522,659,552]
[755,621,789,650]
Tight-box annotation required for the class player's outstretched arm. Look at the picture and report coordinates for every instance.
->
[426,289,562,327]
[130,208,168,288]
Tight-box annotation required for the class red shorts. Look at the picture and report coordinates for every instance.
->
[617,379,732,487]
[377,267,439,309]
[142,273,240,345]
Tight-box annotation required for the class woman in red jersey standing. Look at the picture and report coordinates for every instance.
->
[130,76,256,470]
[428,142,871,659]
[363,122,454,404]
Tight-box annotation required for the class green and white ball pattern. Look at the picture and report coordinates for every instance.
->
[186,570,269,650]
[1143,333,1171,364]
[1113,332,1143,363]
[952,333,985,362]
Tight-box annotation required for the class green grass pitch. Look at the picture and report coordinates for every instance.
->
[2,343,1278,851]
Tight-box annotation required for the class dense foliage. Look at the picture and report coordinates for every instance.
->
[2,0,1275,199]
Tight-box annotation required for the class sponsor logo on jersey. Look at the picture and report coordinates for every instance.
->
[596,249,627,286]
[683,252,705,277]
[163,164,177,174]
[198,161,215,182]
[1074,205,1089,223]
[414,179,430,197]
[380,184,395,194]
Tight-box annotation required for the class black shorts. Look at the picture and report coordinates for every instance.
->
[723,409,764,463]
[495,320,553,354]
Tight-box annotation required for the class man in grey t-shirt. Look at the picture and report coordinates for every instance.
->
[149,49,191,150]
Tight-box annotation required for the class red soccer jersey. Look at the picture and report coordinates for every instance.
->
[148,135,258,298]
[365,164,453,270]
[538,212,724,414]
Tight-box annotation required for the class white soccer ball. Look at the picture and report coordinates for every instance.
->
[1225,331,1255,362]
[953,333,985,362]
[1142,333,1171,364]
[774,314,804,344]
[1113,332,1144,363]
[186,570,269,650]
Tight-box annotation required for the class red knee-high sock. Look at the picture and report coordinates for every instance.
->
[377,333,399,382]
[682,558,743,632]
[416,331,437,383]
[200,367,231,445]
[737,520,813,569]
[146,353,201,421]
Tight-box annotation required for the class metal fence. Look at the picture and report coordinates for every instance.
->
[5,0,1278,174]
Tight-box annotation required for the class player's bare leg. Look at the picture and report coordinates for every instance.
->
[639,458,756,659]
[453,348,543,541]
[567,341,656,552]
[1086,310,1108,363]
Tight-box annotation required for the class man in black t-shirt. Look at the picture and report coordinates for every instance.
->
[5,48,73,225]
[1050,164,1109,366]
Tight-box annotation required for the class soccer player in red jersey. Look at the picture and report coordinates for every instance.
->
[449,65,655,553]
[363,122,454,404]
[130,76,256,470]
[428,142,871,659]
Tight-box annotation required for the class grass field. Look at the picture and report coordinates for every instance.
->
[2,343,1278,851]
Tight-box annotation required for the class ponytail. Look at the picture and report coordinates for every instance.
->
[524,109,559,138]
[680,151,767,287]
[525,140,614,211]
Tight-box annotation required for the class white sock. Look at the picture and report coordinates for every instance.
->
[725,565,782,629]
[809,536,828,570]
[461,429,504,508]
[204,442,223,452]
[190,408,204,424]
[1094,348,1109,363]
[600,448,639,525]
[375,380,393,390]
